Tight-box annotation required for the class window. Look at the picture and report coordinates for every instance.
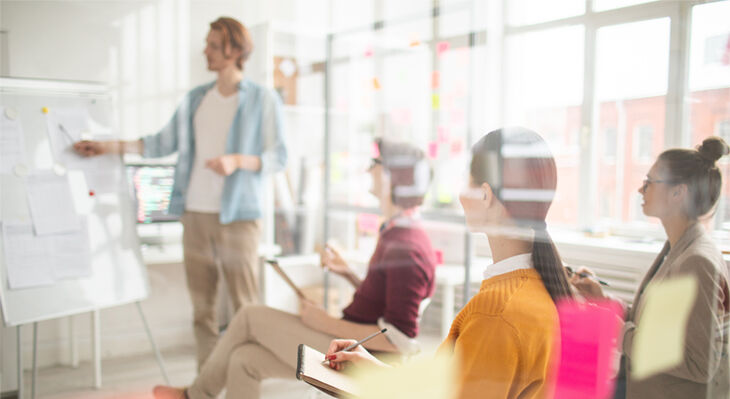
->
[594,17,670,227]
[688,1,730,235]
[603,127,617,161]
[717,120,730,140]
[633,125,654,162]
[504,25,584,227]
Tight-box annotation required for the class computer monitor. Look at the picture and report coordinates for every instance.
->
[126,164,178,223]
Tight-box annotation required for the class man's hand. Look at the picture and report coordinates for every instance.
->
[73,140,110,157]
[206,154,261,176]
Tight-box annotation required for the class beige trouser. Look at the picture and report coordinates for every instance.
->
[181,211,261,369]
[186,305,335,399]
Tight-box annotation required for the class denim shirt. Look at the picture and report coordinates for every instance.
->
[141,79,287,224]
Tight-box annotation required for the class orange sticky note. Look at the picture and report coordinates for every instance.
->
[450,139,463,155]
[410,40,421,47]
[373,78,381,90]
[431,71,440,89]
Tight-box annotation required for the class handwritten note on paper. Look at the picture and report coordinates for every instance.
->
[53,217,92,279]
[631,275,698,380]
[26,171,80,235]
[354,353,455,399]
[2,222,56,289]
[554,300,624,399]
[0,107,27,174]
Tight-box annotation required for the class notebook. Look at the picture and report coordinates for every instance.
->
[296,344,359,398]
[265,259,306,300]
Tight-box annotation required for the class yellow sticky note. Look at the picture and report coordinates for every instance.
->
[354,354,456,399]
[437,185,453,203]
[631,275,698,380]
[41,107,49,114]
[432,94,440,110]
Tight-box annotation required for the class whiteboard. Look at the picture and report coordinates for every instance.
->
[0,77,148,327]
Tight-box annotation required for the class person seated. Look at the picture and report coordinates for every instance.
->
[325,127,573,399]
[570,136,730,399]
[153,138,437,399]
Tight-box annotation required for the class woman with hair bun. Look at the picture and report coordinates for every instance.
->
[572,136,730,399]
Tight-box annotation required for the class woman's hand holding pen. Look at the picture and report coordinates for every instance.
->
[324,339,389,371]
[567,266,608,300]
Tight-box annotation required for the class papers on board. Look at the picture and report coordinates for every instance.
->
[26,171,80,235]
[0,106,27,175]
[2,218,91,289]
[45,107,122,194]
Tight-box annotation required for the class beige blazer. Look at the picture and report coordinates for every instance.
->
[623,223,730,399]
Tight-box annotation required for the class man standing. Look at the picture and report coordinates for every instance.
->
[74,17,287,369]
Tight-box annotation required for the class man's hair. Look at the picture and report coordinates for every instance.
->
[209,17,254,70]
[376,138,432,208]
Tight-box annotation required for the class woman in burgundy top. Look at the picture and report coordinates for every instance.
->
[154,139,437,399]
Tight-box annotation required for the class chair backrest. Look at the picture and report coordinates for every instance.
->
[378,296,434,358]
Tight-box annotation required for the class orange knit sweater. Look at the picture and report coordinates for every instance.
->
[438,269,558,399]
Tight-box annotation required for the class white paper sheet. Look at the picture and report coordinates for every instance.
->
[45,108,122,194]
[0,106,27,174]
[26,171,80,235]
[2,222,56,289]
[53,217,92,279]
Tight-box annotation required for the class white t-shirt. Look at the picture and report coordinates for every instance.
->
[185,86,239,213]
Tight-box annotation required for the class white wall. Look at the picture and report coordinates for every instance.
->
[0,0,334,387]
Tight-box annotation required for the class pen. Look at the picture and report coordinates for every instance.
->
[566,266,610,286]
[578,272,610,286]
[58,124,75,143]
[322,328,387,365]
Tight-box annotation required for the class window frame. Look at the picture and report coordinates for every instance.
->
[501,0,726,238]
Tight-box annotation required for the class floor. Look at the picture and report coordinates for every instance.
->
[20,332,445,399]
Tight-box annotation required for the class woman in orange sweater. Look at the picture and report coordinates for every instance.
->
[326,127,573,399]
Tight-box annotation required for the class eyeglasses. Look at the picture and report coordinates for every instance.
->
[640,177,676,192]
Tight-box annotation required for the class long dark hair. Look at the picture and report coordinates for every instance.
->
[470,127,573,303]
[658,136,729,219]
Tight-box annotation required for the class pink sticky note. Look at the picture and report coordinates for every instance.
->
[427,141,439,159]
[553,300,623,399]
[357,213,380,234]
[436,41,450,56]
[364,46,373,58]
[434,249,443,265]
[437,126,450,144]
